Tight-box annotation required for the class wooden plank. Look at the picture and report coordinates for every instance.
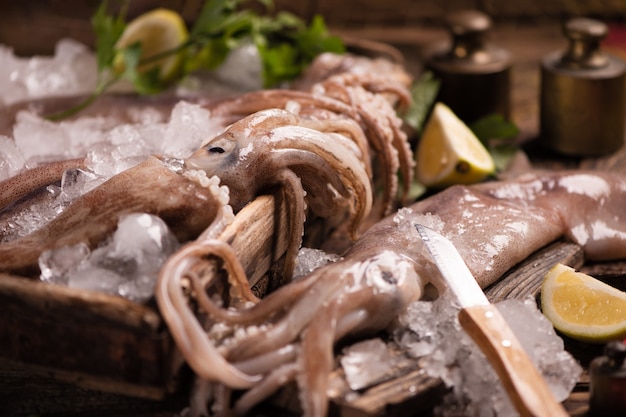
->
[0,273,176,399]
[315,0,477,27]
[485,241,585,303]
[482,0,626,20]
[0,358,188,416]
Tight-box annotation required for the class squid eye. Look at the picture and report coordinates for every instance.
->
[201,136,234,155]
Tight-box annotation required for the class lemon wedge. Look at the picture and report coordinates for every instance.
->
[416,102,495,188]
[541,263,626,343]
[113,8,188,81]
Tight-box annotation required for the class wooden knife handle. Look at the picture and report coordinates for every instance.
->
[459,304,570,417]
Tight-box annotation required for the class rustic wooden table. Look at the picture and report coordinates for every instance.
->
[3,21,626,417]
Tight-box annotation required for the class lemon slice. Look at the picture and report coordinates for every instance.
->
[541,263,626,343]
[416,102,495,188]
[113,8,188,81]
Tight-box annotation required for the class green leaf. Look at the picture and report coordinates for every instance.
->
[403,71,440,132]
[469,114,519,144]
[254,13,344,86]
[489,144,518,173]
[119,42,164,94]
[53,0,346,120]
[91,1,127,72]
[185,39,230,72]
[295,15,345,59]
[191,0,239,36]
[469,114,520,173]
[257,42,301,87]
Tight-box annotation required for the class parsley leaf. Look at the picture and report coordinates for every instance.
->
[91,1,127,73]
[403,71,440,133]
[469,114,520,173]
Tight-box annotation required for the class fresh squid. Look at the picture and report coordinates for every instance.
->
[207,52,415,216]
[155,169,626,417]
[0,106,372,278]
[0,52,414,283]
[0,157,230,276]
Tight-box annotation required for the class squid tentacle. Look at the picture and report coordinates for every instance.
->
[232,344,299,376]
[272,169,306,283]
[190,263,318,326]
[297,299,340,417]
[232,363,300,416]
[208,89,359,122]
[224,264,347,361]
[389,117,415,201]
[267,127,373,238]
[299,117,372,178]
[156,242,261,389]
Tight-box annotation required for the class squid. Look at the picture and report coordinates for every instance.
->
[0,52,413,282]
[155,169,626,417]
[185,107,372,281]
[0,108,373,281]
[206,52,415,216]
[0,156,231,276]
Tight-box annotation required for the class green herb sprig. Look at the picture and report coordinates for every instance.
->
[48,0,344,120]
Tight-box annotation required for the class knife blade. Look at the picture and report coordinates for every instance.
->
[415,224,569,417]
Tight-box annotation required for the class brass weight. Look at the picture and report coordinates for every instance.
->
[426,10,512,125]
[540,18,626,156]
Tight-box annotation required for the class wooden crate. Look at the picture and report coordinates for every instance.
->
[0,194,290,414]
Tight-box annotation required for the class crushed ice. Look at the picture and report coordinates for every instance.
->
[0,39,98,107]
[341,338,401,391]
[1,100,223,238]
[39,213,180,302]
[293,247,342,279]
[391,292,582,417]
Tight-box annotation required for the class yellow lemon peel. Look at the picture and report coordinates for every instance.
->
[416,102,495,188]
[541,263,626,343]
[113,8,188,81]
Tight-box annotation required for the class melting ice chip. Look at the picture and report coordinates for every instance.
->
[293,247,342,280]
[341,338,398,391]
[38,213,179,302]
[0,135,26,181]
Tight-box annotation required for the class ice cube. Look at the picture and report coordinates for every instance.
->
[341,338,398,390]
[110,213,180,261]
[161,101,223,158]
[60,168,102,202]
[85,142,148,179]
[212,40,263,91]
[1,184,64,241]
[11,106,161,164]
[39,243,90,285]
[68,266,126,295]
[0,39,97,106]
[13,111,71,161]
[39,213,180,302]
[0,135,26,180]
[497,297,582,401]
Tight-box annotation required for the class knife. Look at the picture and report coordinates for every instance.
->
[415,224,569,417]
